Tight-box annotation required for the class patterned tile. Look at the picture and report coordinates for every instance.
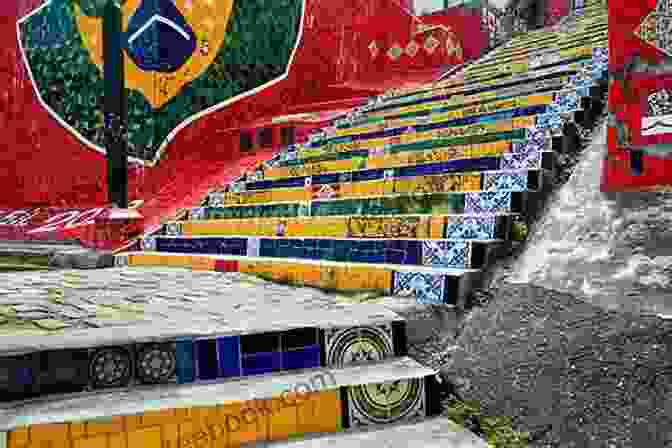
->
[324,324,395,367]
[422,241,470,268]
[550,91,580,114]
[347,377,426,427]
[393,271,445,304]
[465,191,512,214]
[500,151,542,170]
[536,112,565,134]
[444,216,497,240]
[114,255,129,267]
[483,171,528,191]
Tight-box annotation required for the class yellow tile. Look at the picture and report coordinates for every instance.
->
[190,256,215,272]
[140,409,177,428]
[267,397,299,442]
[127,427,162,448]
[296,391,341,435]
[86,417,124,437]
[7,428,29,448]
[219,401,266,447]
[68,424,86,440]
[108,433,127,448]
[31,423,69,446]
[160,424,179,448]
[72,435,107,448]
[430,216,445,239]
[122,415,143,433]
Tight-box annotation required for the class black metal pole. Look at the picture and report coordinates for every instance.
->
[103,0,128,208]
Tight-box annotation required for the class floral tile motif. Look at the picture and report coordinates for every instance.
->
[483,171,528,191]
[465,191,512,214]
[324,324,395,367]
[190,207,206,220]
[444,216,497,240]
[347,378,426,427]
[393,271,445,304]
[500,151,542,170]
[422,241,470,268]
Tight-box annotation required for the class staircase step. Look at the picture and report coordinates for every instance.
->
[0,357,440,440]
[202,190,530,219]
[172,214,513,241]
[145,236,507,270]
[0,266,416,402]
[117,252,481,305]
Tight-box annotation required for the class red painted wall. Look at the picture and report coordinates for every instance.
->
[545,0,571,26]
[0,0,469,211]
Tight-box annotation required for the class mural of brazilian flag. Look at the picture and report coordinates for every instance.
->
[18,0,303,162]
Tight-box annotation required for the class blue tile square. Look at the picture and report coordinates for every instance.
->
[175,340,195,384]
[217,336,241,379]
[242,352,283,376]
[282,345,321,371]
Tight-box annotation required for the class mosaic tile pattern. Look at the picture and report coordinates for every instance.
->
[500,151,542,170]
[348,377,425,427]
[324,324,395,367]
[513,127,549,153]
[444,216,497,240]
[393,272,445,304]
[422,241,471,268]
[114,255,129,267]
[208,192,225,208]
[483,171,528,191]
[246,237,261,257]
[536,111,565,134]
[464,191,512,214]
[550,91,580,114]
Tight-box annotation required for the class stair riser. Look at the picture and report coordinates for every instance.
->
[1,374,442,445]
[0,323,407,404]
[146,237,504,270]
[170,215,512,241]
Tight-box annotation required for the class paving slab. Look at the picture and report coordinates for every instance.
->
[0,267,415,356]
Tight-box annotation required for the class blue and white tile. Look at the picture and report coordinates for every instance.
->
[422,241,470,268]
[465,191,512,214]
[483,171,528,191]
[444,216,497,240]
[393,271,445,304]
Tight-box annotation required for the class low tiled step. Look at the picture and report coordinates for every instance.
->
[144,236,506,270]
[0,267,412,403]
[171,214,514,241]
[117,253,482,305]
[262,142,556,181]
[218,169,549,206]
[201,190,530,219]
[0,357,442,446]
[262,417,488,448]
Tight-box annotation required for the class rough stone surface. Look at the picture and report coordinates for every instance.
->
[440,283,672,447]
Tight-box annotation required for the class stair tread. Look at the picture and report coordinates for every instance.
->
[0,356,433,431]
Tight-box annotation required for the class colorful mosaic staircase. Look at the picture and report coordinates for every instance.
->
[0,3,608,448]
[0,268,452,447]
[120,0,608,307]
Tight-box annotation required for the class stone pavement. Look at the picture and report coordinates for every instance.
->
[0,267,423,355]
